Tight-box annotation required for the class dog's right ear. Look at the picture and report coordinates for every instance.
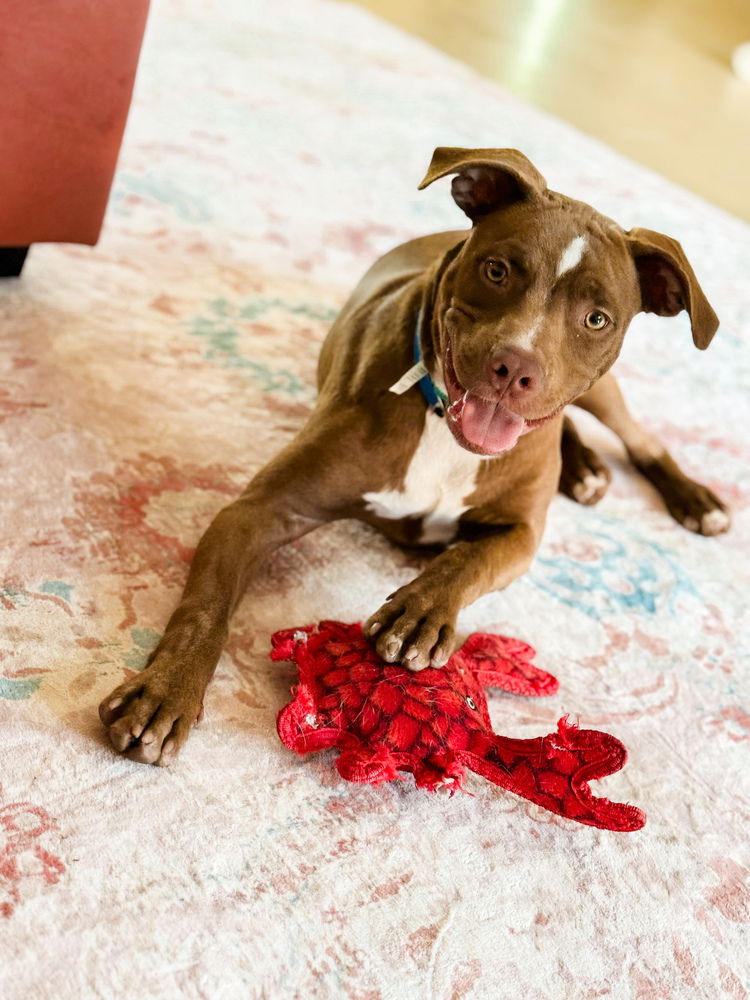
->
[418,147,547,222]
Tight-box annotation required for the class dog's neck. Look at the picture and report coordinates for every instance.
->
[412,307,448,415]
[419,237,466,388]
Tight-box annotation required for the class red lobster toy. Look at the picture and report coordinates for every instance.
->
[272,621,645,832]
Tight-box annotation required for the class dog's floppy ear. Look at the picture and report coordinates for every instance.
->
[418,147,547,222]
[626,228,719,350]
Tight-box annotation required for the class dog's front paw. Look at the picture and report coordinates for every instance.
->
[364,584,458,671]
[98,664,204,766]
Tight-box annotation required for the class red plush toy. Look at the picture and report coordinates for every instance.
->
[272,621,645,832]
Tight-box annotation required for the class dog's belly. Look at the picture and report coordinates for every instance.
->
[362,410,486,544]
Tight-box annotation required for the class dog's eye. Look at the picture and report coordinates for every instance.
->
[584,310,610,330]
[465,696,477,710]
[484,259,508,284]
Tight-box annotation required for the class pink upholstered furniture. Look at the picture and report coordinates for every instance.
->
[0,0,150,275]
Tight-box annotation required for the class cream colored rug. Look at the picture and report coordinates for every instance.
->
[2,0,749,996]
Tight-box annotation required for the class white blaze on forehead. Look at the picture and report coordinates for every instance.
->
[556,235,588,278]
[514,315,543,352]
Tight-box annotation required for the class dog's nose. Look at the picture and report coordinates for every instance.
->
[488,348,544,401]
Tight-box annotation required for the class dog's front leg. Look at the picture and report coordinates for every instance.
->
[364,523,539,671]
[98,418,352,765]
[99,495,323,765]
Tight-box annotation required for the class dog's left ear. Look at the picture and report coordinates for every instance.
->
[418,147,547,222]
[627,228,719,350]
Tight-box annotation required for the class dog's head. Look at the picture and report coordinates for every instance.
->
[419,147,719,456]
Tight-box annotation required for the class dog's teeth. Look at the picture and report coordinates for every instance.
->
[447,390,469,423]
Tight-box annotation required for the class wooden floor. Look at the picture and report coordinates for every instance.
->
[349,0,750,221]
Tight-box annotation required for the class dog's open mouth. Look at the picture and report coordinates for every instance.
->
[443,343,558,456]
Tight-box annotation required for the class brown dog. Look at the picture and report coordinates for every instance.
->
[99,147,729,765]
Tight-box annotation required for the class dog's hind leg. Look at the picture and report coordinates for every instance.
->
[572,372,730,535]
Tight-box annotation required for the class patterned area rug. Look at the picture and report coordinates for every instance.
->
[2,0,749,996]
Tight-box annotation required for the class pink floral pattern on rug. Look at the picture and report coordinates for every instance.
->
[1,0,748,996]
[0,787,65,918]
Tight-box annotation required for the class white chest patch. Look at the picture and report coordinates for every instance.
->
[556,235,588,278]
[362,410,486,543]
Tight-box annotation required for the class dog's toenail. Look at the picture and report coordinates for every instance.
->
[141,731,155,745]
[701,509,730,534]
[108,697,123,711]
[403,646,418,661]
[369,622,381,635]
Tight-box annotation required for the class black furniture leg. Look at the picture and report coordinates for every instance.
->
[0,246,30,277]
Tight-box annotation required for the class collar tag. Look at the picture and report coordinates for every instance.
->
[388,361,429,395]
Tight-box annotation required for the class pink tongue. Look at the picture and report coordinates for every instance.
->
[460,392,525,453]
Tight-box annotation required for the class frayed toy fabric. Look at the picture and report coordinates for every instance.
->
[272,621,646,832]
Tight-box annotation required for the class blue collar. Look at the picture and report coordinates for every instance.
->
[413,307,449,416]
